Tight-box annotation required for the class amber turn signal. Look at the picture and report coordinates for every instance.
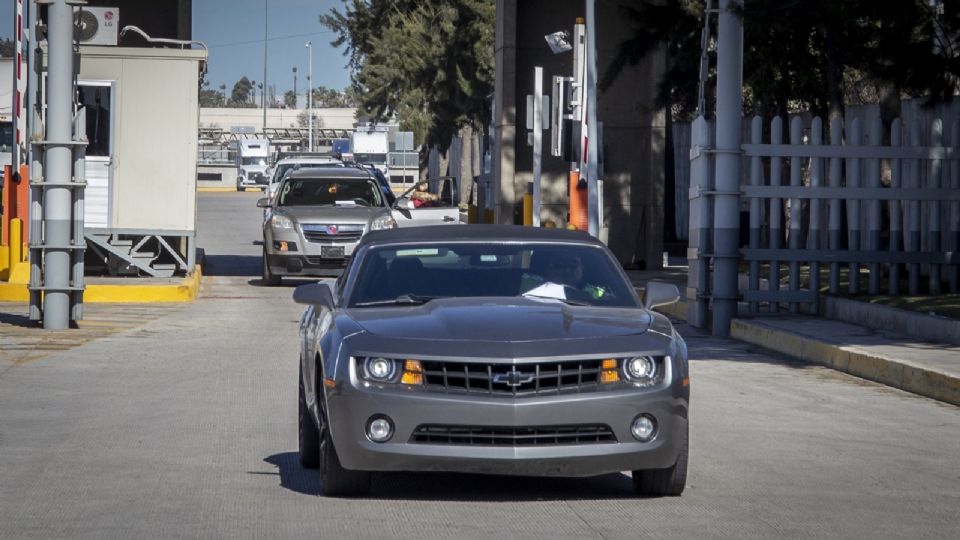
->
[401,360,424,385]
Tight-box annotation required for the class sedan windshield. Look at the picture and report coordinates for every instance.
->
[277,177,383,207]
[350,243,637,307]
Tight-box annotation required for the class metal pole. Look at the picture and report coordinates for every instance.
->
[262,0,268,132]
[584,0,600,238]
[42,0,76,330]
[711,0,743,336]
[28,0,42,322]
[532,66,543,227]
[306,41,313,152]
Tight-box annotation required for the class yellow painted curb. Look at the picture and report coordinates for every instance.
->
[0,265,202,304]
[730,319,960,407]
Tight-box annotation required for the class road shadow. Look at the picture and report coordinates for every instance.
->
[202,254,261,277]
[0,311,39,329]
[262,452,322,496]
[262,452,635,501]
[246,277,319,288]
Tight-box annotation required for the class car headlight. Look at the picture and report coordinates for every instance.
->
[623,356,660,385]
[362,357,398,382]
[370,215,397,231]
[271,214,294,229]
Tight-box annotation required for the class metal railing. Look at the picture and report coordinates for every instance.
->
[688,112,960,329]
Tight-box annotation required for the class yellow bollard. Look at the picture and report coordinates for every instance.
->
[10,218,22,266]
[522,182,533,227]
[7,218,30,284]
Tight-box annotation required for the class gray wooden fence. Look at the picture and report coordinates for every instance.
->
[686,110,960,330]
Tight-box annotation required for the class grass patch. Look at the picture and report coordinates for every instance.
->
[862,295,960,320]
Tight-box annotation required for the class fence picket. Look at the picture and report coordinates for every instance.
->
[748,116,762,313]
[930,119,943,295]
[867,117,883,294]
[846,119,862,294]
[951,120,960,293]
[788,117,804,312]
[809,117,823,313]
[769,117,783,313]
[908,120,922,295]
[889,119,902,295]
[828,116,843,294]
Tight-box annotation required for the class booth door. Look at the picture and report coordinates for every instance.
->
[78,82,114,229]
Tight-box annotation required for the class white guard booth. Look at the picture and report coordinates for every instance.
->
[71,46,207,277]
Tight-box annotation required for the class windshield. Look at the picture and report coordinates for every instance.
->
[276,177,383,207]
[241,157,267,166]
[349,243,637,307]
[354,153,387,165]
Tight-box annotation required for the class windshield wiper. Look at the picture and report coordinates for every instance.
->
[353,294,447,307]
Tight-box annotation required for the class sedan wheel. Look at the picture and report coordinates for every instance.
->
[632,426,688,497]
[298,370,320,469]
[319,417,371,497]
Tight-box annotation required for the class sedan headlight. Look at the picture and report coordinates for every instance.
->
[271,214,294,229]
[370,215,397,231]
[363,357,399,382]
[622,355,663,386]
[357,357,422,385]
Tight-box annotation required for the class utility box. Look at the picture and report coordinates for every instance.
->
[69,46,207,276]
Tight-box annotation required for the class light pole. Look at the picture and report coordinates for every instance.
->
[292,67,297,109]
[262,0,268,133]
[305,41,313,152]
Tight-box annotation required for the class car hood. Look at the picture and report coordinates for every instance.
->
[278,206,388,224]
[346,297,653,342]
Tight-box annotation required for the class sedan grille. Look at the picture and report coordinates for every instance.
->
[410,424,617,446]
[420,359,605,397]
[301,223,364,243]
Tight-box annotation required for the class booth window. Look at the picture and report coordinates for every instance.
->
[78,85,112,157]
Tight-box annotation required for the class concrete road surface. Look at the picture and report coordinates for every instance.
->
[0,192,957,540]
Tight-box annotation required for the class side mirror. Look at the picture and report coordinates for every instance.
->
[256,197,272,208]
[643,281,680,310]
[394,196,414,210]
[293,282,335,308]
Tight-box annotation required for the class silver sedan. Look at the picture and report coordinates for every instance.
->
[294,225,689,497]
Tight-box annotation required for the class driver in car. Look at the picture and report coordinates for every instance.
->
[522,251,608,300]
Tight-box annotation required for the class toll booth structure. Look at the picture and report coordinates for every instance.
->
[60,46,207,277]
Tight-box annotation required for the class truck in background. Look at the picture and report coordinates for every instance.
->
[232,138,271,192]
[351,125,389,178]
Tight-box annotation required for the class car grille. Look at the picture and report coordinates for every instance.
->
[304,256,349,265]
[420,359,605,397]
[410,424,617,446]
[301,223,364,243]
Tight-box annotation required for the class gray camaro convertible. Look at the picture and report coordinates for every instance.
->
[294,225,689,497]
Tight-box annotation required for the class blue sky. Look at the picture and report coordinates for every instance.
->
[1,0,353,95]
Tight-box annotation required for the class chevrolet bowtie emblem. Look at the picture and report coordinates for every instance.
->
[493,368,534,387]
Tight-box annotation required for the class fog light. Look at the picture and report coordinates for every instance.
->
[366,416,393,443]
[631,414,657,442]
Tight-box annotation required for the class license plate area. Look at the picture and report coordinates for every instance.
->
[322,246,345,258]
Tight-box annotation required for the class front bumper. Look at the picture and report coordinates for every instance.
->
[324,365,689,477]
[266,253,348,276]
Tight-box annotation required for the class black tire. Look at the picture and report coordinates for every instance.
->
[632,426,688,497]
[237,183,246,192]
[262,247,281,286]
[319,417,371,497]
[298,370,320,469]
